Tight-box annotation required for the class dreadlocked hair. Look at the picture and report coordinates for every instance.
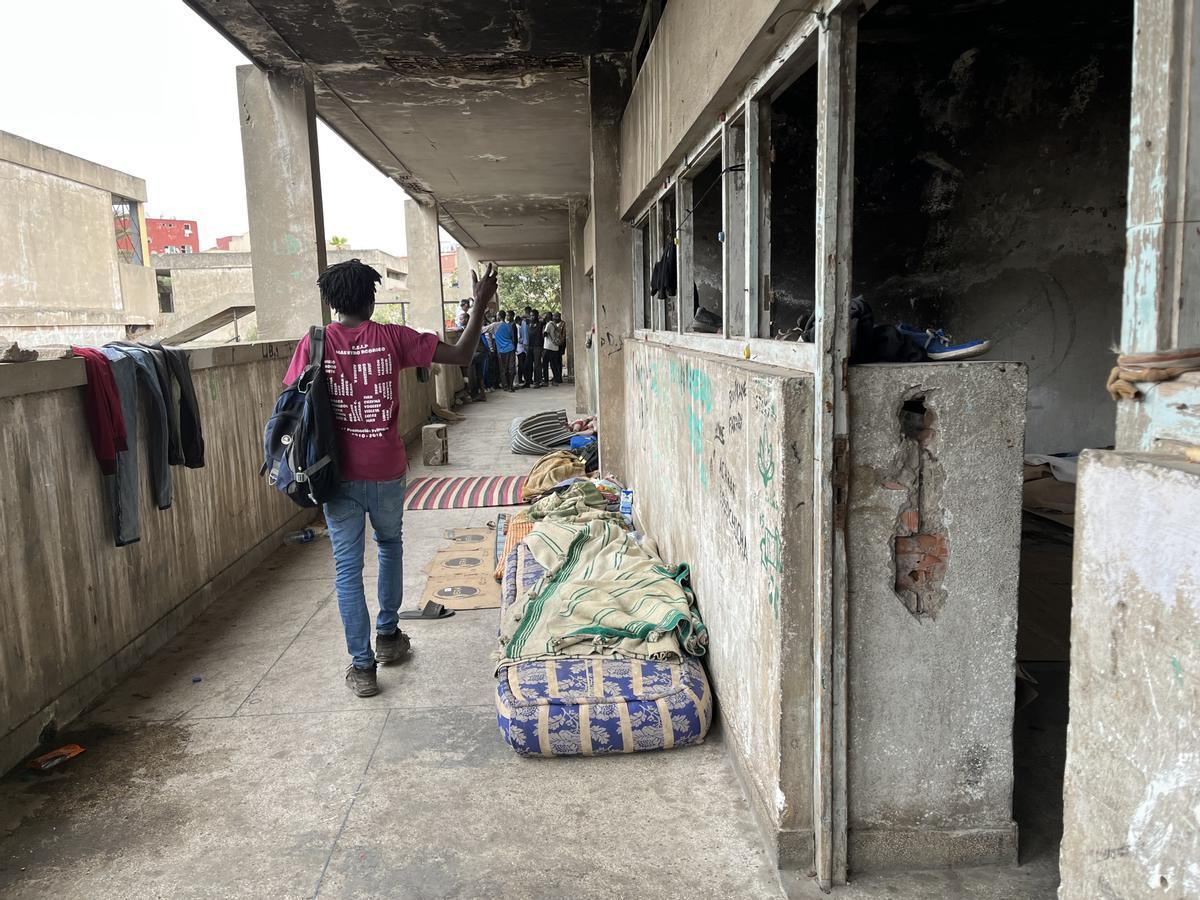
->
[317,259,381,316]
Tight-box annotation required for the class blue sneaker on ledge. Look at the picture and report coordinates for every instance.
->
[898,324,992,361]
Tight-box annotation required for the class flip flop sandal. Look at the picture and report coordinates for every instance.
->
[397,601,456,620]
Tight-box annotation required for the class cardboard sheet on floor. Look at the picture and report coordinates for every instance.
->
[421,534,501,609]
[443,527,491,549]
[421,573,500,610]
[424,547,489,575]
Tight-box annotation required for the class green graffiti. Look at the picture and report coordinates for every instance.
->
[767,575,780,618]
[759,515,783,575]
[1171,656,1184,683]
[757,432,775,488]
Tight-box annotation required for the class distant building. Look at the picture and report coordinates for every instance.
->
[148,247,409,344]
[146,217,199,254]
[0,130,157,346]
[212,233,251,252]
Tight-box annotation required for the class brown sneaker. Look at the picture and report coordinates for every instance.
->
[374,628,411,665]
[345,664,379,697]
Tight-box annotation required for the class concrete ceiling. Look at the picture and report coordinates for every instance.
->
[185,1,643,250]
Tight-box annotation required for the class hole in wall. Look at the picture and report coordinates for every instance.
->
[891,392,948,618]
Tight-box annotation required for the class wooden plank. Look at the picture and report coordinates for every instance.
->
[812,10,856,889]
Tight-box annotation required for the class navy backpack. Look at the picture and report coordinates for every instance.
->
[261,326,339,507]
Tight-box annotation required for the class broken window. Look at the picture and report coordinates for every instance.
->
[659,191,678,331]
[634,217,651,328]
[112,197,143,264]
[632,0,669,78]
[685,154,724,334]
[766,65,818,339]
[156,270,174,313]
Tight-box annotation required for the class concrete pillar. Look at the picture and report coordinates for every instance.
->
[455,245,479,301]
[588,55,634,473]
[1058,451,1200,899]
[236,65,328,339]
[1117,0,1200,450]
[404,198,445,334]
[567,198,593,413]
[404,198,457,407]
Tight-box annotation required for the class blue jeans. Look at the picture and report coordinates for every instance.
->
[323,477,407,669]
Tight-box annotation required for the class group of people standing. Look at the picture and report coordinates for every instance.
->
[458,301,567,398]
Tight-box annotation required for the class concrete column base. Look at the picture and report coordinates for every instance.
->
[848,825,1018,875]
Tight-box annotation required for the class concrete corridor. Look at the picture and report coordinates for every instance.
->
[0,384,779,899]
[0,383,1064,899]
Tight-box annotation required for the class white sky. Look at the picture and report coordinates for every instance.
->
[1,0,443,257]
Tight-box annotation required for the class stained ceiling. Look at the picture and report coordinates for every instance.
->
[185,0,643,249]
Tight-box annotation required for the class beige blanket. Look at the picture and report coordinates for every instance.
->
[498,518,708,665]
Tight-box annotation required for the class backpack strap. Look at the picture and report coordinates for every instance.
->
[308,324,326,370]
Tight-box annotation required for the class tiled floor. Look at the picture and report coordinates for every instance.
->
[0,384,781,899]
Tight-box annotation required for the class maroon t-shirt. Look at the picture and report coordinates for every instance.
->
[284,321,438,481]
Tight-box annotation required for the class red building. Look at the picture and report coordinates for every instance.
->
[147,218,199,254]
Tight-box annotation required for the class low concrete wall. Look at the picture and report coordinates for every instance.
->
[623,337,815,867]
[846,362,1026,872]
[1059,451,1200,899]
[0,341,317,775]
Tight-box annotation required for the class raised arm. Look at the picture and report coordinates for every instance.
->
[432,262,497,366]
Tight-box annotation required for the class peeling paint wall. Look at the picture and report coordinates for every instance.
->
[846,362,1027,872]
[0,345,316,775]
[851,0,1132,454]
[623,338,814,866]
[1059,451,1200,899]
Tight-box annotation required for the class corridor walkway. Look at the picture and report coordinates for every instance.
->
[0,384,782,900]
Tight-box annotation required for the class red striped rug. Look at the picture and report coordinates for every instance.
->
[405,475,527,511]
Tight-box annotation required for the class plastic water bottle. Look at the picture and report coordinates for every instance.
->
[284,525,328,545]
[619,489,634,527]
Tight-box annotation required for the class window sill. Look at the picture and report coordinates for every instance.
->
[633,329,817,372]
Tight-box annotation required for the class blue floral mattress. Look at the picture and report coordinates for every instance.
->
[495,542,712,757]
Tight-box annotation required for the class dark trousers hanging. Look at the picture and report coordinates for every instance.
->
[102,347,173,547]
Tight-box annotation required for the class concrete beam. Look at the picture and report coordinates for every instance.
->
[589,54,635,474]
[237,65,328,339]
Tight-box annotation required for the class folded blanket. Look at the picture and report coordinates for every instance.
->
[522,450,586,502]
[498,518,708,665]
[529,481,614,522]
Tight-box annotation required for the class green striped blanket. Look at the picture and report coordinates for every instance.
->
[498,518,708,664]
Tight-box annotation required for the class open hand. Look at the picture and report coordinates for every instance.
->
[471,262,498,311]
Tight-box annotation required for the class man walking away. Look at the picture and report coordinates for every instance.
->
[544,311,566,384]
[283,259,498,697]
[527,308,545,388]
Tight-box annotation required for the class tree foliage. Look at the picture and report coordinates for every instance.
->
[496,265,561,314]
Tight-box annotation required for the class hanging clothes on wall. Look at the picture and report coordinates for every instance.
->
[71,346,128,476]
[144,342,206,468]
[102,345,174,546]
[649,242,677,299]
